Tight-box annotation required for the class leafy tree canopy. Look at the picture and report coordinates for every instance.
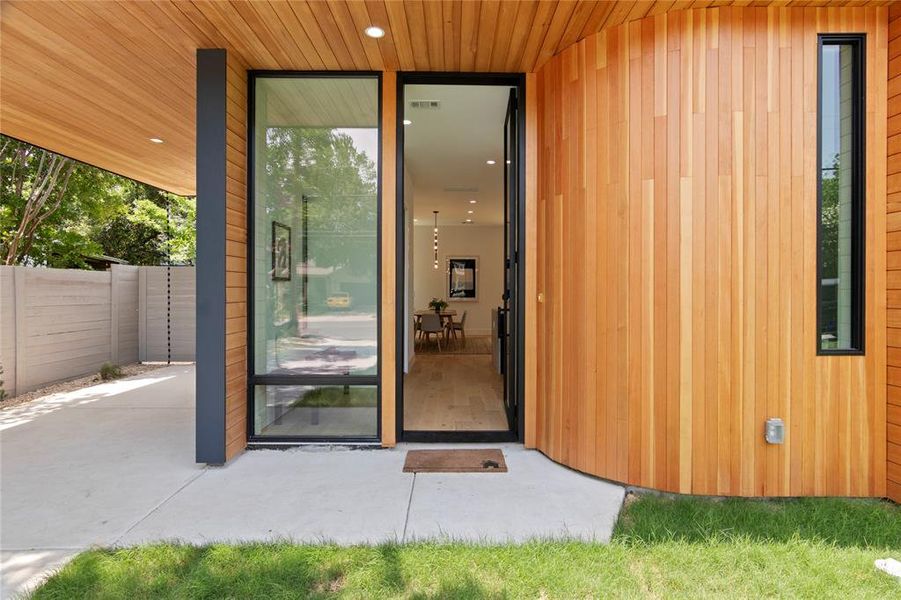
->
[1,135,195,268]
[263,127,377,275]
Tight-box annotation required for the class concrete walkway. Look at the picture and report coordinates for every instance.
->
[0,365,624,599]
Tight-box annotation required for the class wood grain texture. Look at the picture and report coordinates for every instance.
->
[224,52,248,461]
[535,5,888,497]
[524,71,539,449]
[4,1,891,195]
[887,2,901,503]
[382,71,397,447]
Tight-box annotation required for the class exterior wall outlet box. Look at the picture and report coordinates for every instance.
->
[765,418,785,444]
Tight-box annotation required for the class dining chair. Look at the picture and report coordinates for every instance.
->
[447,310,467,346]
[419,312,444,351]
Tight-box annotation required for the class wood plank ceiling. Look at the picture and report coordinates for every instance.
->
[0,1,892,194]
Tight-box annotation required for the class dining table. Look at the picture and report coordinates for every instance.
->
[413,308,457,326]
[413,308,457,351]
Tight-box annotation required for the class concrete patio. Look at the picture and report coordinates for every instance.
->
[0,365,624,599]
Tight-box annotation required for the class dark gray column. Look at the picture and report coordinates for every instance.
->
[195,48,227,464]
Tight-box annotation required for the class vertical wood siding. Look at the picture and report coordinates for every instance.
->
[382,71,397,446]
[887,4,901,503]
[535,6,887,497]
[224,53,249,460]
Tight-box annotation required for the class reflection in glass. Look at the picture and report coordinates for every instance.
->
[253,77,379,376]
[255,385,377,438]
[819,43,858,351]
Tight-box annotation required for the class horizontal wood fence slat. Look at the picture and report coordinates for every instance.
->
[0,265,195,397]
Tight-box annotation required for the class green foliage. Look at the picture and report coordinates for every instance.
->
[126,195,196,265]
[820,153,841,279]
[0,135,195,267]
[291,387,377,408]
[428,298,448,312]
[99,362,122,381]
[0,362,7,401]
[31,497,901,599]
[262,128,377,275]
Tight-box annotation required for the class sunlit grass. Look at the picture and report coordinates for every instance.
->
[32,496,900,599]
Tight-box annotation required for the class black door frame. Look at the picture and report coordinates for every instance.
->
[395,72,527,443]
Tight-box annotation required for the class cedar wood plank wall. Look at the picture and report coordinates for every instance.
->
[535,6,888,497]
[225,53,249,460]
[888,4,901,503]
[221,5,895,498]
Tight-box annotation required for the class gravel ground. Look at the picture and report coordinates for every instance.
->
[0,363,183,411]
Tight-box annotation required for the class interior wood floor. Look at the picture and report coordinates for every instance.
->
[403,354,507,431]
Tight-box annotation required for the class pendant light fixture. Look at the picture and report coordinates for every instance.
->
[433,211,439,269]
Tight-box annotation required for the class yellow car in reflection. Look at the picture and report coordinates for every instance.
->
[326,292,351,309]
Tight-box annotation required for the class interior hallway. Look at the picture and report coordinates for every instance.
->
[403,353,507,431]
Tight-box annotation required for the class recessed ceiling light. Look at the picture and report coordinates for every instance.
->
[469,200,477,204]
[364,26,385,38]
[149,138,164,144]
[486,160,496,165]
[506,159,511,164]
[465,219,473,223]
[467,210,474,214]
[403,119,412,125]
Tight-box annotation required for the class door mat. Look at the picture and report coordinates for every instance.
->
[403,449,507,473]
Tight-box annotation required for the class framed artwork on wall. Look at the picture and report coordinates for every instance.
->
[447,256,478,301]
[272,221,291,281]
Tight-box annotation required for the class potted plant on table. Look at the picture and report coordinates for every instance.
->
[428,298,448,313]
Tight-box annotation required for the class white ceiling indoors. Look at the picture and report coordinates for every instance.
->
[403,84,511,226]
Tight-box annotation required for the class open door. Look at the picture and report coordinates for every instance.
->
[502,87,519,433]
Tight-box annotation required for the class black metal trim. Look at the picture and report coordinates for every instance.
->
[248,441,383,448]
[195,49,228,464]
[246,71,383,444]
[253,375,378,386]
[402,430,518,443]
[394,71,528,443]
[815,34,866,356]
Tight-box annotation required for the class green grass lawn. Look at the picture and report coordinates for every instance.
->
[32,496,900,599]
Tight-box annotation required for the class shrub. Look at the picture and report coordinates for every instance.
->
[99,362,122,381]
[0,362,7,401]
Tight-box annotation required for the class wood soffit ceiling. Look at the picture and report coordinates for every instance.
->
[0,1,894,195]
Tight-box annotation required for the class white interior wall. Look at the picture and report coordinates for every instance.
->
[412,224,503,336]
[404,167,415,372]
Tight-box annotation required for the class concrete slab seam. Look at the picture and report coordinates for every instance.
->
[111,468,209,546]
[401,473,416,543]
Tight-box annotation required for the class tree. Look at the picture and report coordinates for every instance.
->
[1,135,195,267]
[820,153,841,279]
[263,127,377,275]
[124,194,196,265]
[1,138,77,265]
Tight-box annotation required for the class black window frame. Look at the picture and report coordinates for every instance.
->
[246,71,383,444]
[816,34,866,356]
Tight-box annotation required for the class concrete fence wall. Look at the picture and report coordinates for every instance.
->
[0,265,195,397]
[139,267,196,363]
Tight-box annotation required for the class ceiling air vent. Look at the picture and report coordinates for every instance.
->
[409,99,441,110]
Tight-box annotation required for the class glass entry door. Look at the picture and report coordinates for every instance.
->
[502,87,519,433]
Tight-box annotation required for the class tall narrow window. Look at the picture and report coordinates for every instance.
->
[249,74,381,440]
[818,35,865,354]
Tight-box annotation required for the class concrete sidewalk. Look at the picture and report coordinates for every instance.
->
[0,365,624,599]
